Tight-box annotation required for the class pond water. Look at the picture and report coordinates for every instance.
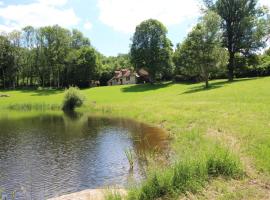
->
[0,113,168,199]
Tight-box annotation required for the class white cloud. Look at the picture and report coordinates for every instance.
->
[0,0,80,32]
[259,0,270,8]
[38,0,68,6]
[84,21,93,30]
[98,0,201,33]
[0,1,4,6]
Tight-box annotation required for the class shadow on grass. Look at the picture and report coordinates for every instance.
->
[16,88,63,96]
[121,82,172,93]
[182,78,257,94]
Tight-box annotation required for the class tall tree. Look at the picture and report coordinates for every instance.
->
[130,19,173,82]
[71,29,90,49]
[211,0,268,81]
[22,26,36,85]
[65,46,99,87]
[8,30,22,88]
[174,11,228,88]
[0,36,15,89]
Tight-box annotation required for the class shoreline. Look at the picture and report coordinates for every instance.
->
[48,189,127,200]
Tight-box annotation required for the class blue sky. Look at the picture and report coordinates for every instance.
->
[0,0,269,56]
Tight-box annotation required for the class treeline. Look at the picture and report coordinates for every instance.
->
[1,0,270,89]
[0,26,103,89]
[0,25,132,89]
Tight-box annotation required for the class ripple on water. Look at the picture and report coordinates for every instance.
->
[0,113,168,199]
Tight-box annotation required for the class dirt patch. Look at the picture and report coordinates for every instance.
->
[0,94,10,97]
[48,189,127,200]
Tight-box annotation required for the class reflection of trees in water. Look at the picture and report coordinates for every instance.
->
[86,116,168,151]
[0,114,168,159]
[0,113,169,199]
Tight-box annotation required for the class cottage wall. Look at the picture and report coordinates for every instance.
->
[108,75,137,86]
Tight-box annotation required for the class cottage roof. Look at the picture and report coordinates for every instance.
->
[108,68,135,83]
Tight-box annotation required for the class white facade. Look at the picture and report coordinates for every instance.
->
[108,74,136,86]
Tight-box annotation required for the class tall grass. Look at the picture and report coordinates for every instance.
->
[127,146,243,200]
[125,148,134,169]
[7,103,61,111]
[105,191,123,200]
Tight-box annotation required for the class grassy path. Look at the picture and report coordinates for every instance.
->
[1,77,270,199]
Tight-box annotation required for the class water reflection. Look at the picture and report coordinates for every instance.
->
[0,113,168,199]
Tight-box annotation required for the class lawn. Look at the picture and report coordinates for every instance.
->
[1,77,270,199]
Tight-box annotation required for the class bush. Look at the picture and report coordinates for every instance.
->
[62,87,85,111]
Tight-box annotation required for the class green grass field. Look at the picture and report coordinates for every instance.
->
[1,77,270,199]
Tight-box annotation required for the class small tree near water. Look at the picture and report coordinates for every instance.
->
[62,87,85,111]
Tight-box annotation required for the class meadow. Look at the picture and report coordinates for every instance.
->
[1,77,270,199]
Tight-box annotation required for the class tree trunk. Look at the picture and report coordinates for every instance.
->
[2,68,6,89]
[16,75,19,87]
[30,67,33,86]
[205,77,209,88]
[228,51,235,82]
[57,68,60,88]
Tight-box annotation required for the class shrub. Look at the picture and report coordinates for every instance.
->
[62,87,85,111]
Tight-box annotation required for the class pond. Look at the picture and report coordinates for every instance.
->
[0,112,168,199]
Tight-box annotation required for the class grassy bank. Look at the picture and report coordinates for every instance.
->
[1,77,270,199]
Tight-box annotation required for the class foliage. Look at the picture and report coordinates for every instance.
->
[0,26,101,89]
[62,87,85,111]
[65,46,99,87]
[174,11,228,87]
[0,36,15,89]
[210,0,269,80]
[130,19,173,82]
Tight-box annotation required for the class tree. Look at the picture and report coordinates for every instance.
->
[8,30,22,88]
[210,0,268,81]
[39,25,71,88]
[130,19,173,82]
[65,46,99,87]
[0,36,15,89]
[71,29,90,49]
[22,26,36,85]
[174,11,228,88]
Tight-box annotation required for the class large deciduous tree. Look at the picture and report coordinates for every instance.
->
[211,0,268,81]
[65,47,99,88]
[130,19,173,82]
[174,11,228,88]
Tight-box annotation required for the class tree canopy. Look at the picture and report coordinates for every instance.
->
[174,11,228,87]
[130,19,173,82]
[208,0,269,81]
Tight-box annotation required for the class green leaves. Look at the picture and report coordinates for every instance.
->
[215,0,268,79]
[174,11,227,87]
[130,19,173,82]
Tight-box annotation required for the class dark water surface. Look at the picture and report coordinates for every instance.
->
[0,113,168,199]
